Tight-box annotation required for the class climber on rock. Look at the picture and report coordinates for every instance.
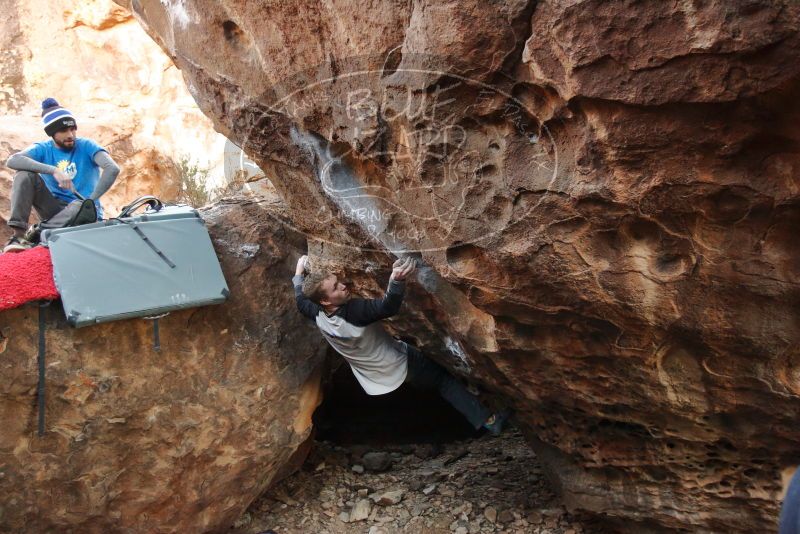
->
[3,98,120,253]
[292,254,509,436]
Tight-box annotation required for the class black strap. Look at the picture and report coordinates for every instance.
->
[120,220,176,269]
[37,302,48,437]
[152,318,161,352]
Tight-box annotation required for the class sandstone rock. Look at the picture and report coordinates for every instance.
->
[483,506,497,523]
[349,499,372,522]
[413,443,442,460]
[362,451,393,472]
[374,489,405,506]
[0,197,328,532]
[497,509,515,524]
[117,0,800,531]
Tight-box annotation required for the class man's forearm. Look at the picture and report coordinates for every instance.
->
[89,151,120,200]
[6,153,57,175]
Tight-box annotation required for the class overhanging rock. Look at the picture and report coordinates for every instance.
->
[118,1,800,531]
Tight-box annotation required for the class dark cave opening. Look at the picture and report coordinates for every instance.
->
[312,361,483,446]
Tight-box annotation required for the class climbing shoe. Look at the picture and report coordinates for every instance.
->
[3,236,33,253]
[483,410,511,437]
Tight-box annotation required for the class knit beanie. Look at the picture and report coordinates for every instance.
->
[41,98,77,137]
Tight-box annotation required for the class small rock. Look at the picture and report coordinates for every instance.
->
[363,452,393,472]
[357,488,369,498]
[338,511,350,523]
[526,511,542,524]
[408,480,424,491]
[497,509,514,524]
[413,443,442,459]
[350,499,372,522]
[351,464,365,474]
[422,484,437,495]
[438,486,455,497]
[349,444,370,460]
[455,527,468,534]
[484,506,497,523]
[564,529,577,534]
[375,489,405,506]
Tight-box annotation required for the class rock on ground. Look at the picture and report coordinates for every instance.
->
[232,429,598,534]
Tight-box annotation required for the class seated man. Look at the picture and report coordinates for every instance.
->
[292,255,508,435]
[4,98,120,253]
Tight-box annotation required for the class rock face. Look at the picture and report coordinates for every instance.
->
[0,0,228,241]
[122,1,800,532]
[0,198,328,533]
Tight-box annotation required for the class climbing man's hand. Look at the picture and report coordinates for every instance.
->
[390,257,416,281]
[53,169,74,192]
[295,255,309,276]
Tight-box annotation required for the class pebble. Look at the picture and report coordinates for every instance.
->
[498,509,514,523]
[374,489,405,506]
[349,499,372,522]
[239,429,586,534]
[527,511,543,524]
[363,451,393,472]
[484,506,497,523]
[439,485,455,497]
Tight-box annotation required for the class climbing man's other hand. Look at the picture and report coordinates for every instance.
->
[296,255,309,276]
[390,257,416,281]
[53,170,74,192]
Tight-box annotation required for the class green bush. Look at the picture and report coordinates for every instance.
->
[176,155,214,207]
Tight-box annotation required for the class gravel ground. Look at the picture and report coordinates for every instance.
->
[230,428,605,534]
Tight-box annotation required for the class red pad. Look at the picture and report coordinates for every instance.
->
[0,246,60,311]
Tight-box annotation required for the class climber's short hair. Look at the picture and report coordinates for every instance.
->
[302,271,334,304]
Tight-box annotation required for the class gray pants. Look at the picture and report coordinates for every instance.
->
[403,344,491,429]
[8,171,67,230]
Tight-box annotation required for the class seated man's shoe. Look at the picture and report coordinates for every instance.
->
[483,410,511,437]
[3,236,33,253]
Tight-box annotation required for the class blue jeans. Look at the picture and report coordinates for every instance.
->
[403,344,491,429]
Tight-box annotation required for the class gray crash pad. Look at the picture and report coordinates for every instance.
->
[43,205,229,327]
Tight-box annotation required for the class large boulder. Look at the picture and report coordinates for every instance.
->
[116,1,800,532]
[0,197,327,533]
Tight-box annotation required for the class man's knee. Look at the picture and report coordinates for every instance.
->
[12,170,41,188]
